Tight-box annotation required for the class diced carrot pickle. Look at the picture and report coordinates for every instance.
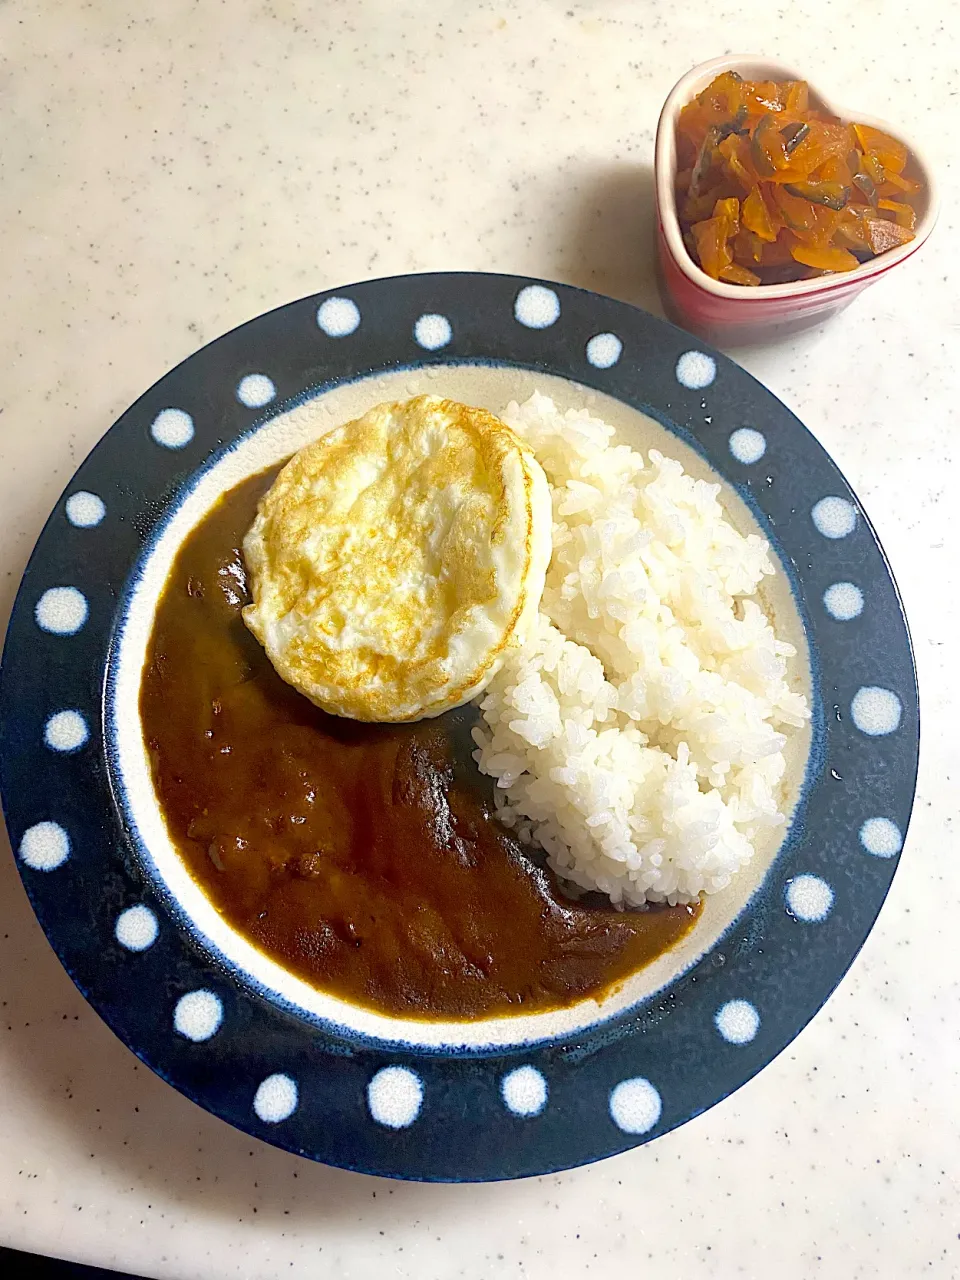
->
[675,72,924,284]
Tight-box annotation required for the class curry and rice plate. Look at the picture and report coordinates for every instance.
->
[139,391,809,1020]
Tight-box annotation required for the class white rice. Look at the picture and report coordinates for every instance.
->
[472,393,810,908]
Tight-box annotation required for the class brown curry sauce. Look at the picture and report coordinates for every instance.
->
[140,468,699,1020]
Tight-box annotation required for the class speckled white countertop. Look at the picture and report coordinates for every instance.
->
[2,1,958,1276]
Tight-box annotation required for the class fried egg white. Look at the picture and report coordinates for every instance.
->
[242,396,552,721]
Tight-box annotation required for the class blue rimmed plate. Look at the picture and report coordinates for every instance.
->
[0,273,918,1180]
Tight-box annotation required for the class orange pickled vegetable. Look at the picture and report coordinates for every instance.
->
[675,72,923,284]
[772,184,820,231]
[734,227,765,264]
[751,113,790,176]
[682,189,725,224]
[860,153,886,188]
[718,133,760,190]
[740,80,784,116]
[742,186,777,241]
[877,198,917,230]
[853,124,907,174]
[783,80,809,113]
[719,263,761,286]
[834,209,869,251]
[818,155,853,188]
[863,212,915,254]
[789,244,859,272]
[881,169,921,195]
[784,179,851,210]
[713,196,740,234]
[696,70,745,117]
[792,209,843,249]
[691,216,734,278]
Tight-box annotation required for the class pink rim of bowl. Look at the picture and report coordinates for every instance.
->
[654,55,940,339]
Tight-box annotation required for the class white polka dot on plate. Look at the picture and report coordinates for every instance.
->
[44,710,89,753]
[609,1077,661,1134]
[851,686,902,736]
[115,904,159,951]
[514,285,560,329]
[786,874,834,923]
[65,491,106,528]
[823,582,864,621]
[501,1065,548,1117]
[253,1073,298,1124]
[150,408,195,449]
[35,587,88,635]
[173,990,223,1042]
[367,1066,423,1128]
[860,816,903,858]
[414,313,452,350]
[236,374,276,408]
[317,297,361,337]
[715,999,760,1045]
[18,821,70,871]
[585,332,622,369]
[728,427,766,464]
[811,496,857,539]
[675,351,716,389]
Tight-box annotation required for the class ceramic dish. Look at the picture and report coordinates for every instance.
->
[655,55,939,341]
[0,273,918,1180]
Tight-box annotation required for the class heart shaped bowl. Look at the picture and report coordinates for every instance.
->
[654,55,939,342]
